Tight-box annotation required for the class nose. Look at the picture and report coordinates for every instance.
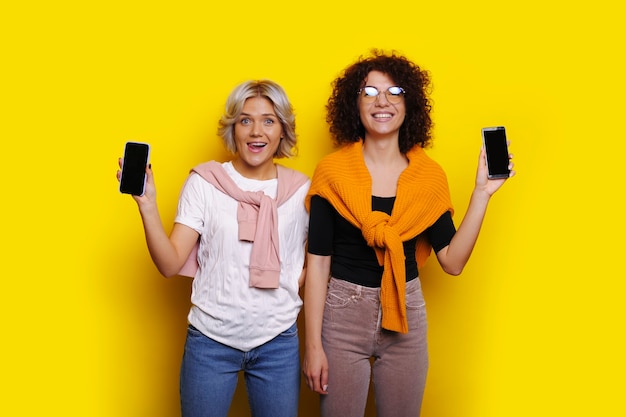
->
[251,122,262,137]
[374,92,390,106]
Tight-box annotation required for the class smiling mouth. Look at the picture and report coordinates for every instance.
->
[373,114,392,119]
[248,142,267,149]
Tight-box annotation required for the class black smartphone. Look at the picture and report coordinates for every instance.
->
[481,126,510,179]
[119,141,150,196]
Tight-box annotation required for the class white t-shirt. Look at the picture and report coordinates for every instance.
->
[175,162,310,351]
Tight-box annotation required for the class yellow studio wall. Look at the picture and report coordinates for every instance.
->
[2,1,625,416]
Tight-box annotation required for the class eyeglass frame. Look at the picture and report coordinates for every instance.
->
[357,86,406,103]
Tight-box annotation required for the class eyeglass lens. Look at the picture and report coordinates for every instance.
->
[360,86,404,103]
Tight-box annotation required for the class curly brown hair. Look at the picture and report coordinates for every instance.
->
[326,49,433,153]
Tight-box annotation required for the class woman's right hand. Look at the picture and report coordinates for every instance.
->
[117,158,157,208]
[303,346,329,395]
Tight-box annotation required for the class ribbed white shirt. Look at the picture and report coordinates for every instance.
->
[175,162,310,351]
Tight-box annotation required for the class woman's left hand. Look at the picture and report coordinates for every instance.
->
[475,143,515,196]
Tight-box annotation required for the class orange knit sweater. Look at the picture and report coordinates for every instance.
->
[306,142,453,333]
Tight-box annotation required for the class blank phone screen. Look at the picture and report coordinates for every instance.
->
[483,127,510,178]
[120,142,149,195]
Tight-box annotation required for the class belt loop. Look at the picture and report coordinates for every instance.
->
[355,283,362,297]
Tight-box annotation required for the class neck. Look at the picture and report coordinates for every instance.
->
[362,137,404,165]
[231,158,277,180]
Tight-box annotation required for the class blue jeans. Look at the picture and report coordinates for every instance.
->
[180,323,300,417]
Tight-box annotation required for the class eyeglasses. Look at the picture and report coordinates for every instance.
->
[358,86,405,104]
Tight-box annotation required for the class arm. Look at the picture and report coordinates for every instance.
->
[118,160,199,277]
[435,146,514,275]
[298,265,306,287]
[302,253,331,394]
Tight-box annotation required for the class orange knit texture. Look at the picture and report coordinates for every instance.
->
[306,142,453,333]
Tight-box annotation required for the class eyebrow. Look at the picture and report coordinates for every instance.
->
[240,112,278,117]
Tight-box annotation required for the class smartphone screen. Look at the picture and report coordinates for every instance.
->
[119,142,150,196]
[482,127,510,179]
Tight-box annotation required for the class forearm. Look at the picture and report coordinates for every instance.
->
[298,266,307,288]
[439,188,491,275]
[304,254,331,350]
[138,203,187,277]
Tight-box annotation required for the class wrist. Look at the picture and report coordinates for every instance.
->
[471,187,492,204]
[138,201,159,217]
[305,339,324,351]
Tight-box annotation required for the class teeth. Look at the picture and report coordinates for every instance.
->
[250,143,267,148]
[373,114,392,119]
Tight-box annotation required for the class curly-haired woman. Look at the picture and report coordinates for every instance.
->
[302,50,514,416]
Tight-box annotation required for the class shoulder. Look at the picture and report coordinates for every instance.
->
[408,147,447,177]
[191,160,227,179]
[181,162,229,195]
[316,145,351,167]
[276,164,309,183]
[180,172,212,200]
[312,144,362,181]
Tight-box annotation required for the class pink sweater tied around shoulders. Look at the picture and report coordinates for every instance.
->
[178,161,308,289]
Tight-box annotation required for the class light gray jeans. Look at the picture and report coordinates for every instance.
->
[320,277,429,417]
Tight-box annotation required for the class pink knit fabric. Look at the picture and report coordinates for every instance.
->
[178,161,308,288]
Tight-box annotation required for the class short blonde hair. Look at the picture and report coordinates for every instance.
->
[218,80,297,158]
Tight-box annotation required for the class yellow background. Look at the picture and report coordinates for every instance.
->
[2,0,624,416]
